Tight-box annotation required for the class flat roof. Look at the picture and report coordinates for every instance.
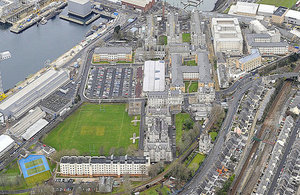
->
[258,4,276,14]
[68,0,90,5]
[21,118,49,140]
[94,47,132,55]
[143,61,165,92]
[0,69,68,118]
[273,6,288,16]
[121,0,152,7]
[236,2,259,15]
[0,135,14,154]
[285,10,300,20]
[251,41,288,47]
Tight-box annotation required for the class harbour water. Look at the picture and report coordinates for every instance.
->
[0,8,106,91]
[165,0,218,11]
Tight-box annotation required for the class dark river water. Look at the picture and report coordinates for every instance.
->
[0,8,107,91]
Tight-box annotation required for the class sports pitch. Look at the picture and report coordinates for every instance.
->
[43,103,140,155]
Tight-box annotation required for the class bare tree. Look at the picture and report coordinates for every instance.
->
[31,184,54,195]
[109,147,116,156]
[99,146,105,156]
[126,145,137,156]
[123,174,132,194]
[148,162,164,178]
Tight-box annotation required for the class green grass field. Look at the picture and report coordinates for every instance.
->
[27,165,46,176]
[257,0,297,8]
[43,103,139,156]
[159,35,168,45]
[24,158,43,169]
[175,113,192,145]
[184,60,197,66]
[140,184,170,195]
[209,132,218,142]
[185,82,198,93]
[182,33,191,43]
[25,170,51,185]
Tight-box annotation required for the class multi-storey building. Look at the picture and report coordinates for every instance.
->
[143,117,173,162]
[272,6,288,24]
[121,0,155,12]
[211,18,243,55]
[236,49,262,72]
[60,155,150,177]
[92,47,133,63]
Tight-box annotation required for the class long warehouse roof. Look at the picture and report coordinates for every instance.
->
[0,135,14,153]
[22,119,49,140]
[143,61,165,92]
[121,0,152,7]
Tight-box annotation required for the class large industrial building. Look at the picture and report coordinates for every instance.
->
[60,155,150,177]
[68,0,92,18]
[121,0,155,12]
[93,47,133,63]
[8,107,46,137]
[285,10,300,25]
[211,18,243,55]
[0,134,14,160]
[0,0,15,18]
[229,2,259,17]
[143,61,165,92]
[0,69,69,119]
[21,119,49,140]
[257,4,277,17]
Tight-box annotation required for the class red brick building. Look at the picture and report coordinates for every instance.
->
[121,0,155,12]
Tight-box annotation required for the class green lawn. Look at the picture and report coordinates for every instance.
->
[188,153,206,171]
[175,113,192,145]
[209,132,218,142]
[25,170,51,185]
[184,60,197,66]
[185,81,198,93]
[182,33,191,43]
[92,60,109,64]
[257,0,297,8]
[43,103,140,156]
[140,184,170,195]
[158,35,168,45]
[0,161,29,190]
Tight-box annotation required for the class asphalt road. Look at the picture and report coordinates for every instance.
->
[180,78,261,194]
[267,117,300,195]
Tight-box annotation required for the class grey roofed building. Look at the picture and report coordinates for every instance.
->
[250,41,289,47]
[8,107,46,137]
[168,43,190,55]
[273,6,288,16]
[94,47,132,54]
[197,52,213,84]
[190,11,206,47]
[143,60,165,92]
[170,54,184,89]
[99,177,113,193]
[0,69,69,119]
[40,93,72,116]
[60,155,149,164]
[143,117,173,162]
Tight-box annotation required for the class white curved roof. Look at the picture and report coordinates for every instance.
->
[0,135,14,153]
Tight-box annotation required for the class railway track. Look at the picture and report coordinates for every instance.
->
[231,65,300,194]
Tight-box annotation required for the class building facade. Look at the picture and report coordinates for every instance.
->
[60,155,150,177]
[237,49,262,72]
[272,6,288,24]
[93,47,133,63]
[121,0,155,12]
[143,117,173,162]
[211,18,243,55]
